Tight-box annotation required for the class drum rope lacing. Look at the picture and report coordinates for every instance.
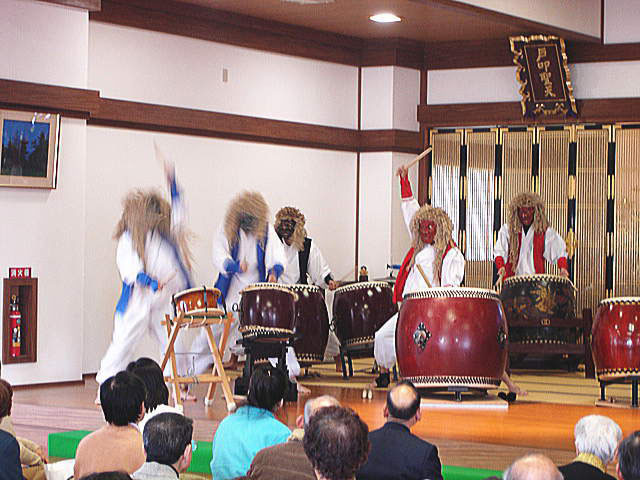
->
[334,281,392,295]
[404,375,501,387]
[403,288,500,301]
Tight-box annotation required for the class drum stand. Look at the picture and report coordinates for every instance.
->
[160,311,236,412]
[598,376,640,408]
[235,334,298,402]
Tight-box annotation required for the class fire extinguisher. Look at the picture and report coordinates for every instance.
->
[9,295,21,357]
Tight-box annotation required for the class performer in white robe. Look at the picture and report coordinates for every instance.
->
[96,164,194,394]
[494,192,568,279]
[373,166,465,387]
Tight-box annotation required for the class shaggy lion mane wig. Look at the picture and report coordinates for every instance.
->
[275,206,307,251]
[410,205,455,281]
[507,192,549,269]
[224,191,269,247]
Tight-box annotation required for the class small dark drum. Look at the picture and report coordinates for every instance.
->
[397,288,508,389]
[287,284,329,363]
[592,297,640,381]
[239,283,297,341]
[332,281,397,349]
[500,274,576,344]
[173,287,223,316]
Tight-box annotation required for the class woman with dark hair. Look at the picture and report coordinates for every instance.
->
[210,366,291,480]
[125,357,182,432]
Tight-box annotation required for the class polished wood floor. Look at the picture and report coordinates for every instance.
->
[12,376,640,473]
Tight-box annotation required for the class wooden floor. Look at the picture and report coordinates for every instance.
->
[12,375,640,474]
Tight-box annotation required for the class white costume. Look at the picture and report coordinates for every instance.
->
[493,224,568,276]
[96,180,193,385]
[373,197,465,370]
[279,240,333,287]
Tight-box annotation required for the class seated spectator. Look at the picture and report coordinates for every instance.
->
[74,371,146,479]
[617,431,640,480]
[357,380,442,480]
[210,365,291,480]
[126,358,182,432]
[560,415,622,480]
[504,454,563,480]
[132,413,193,480]
[0,379,23,480]
[80,473,132,480]
[303,405,369,480]
[1,378,47,480]
[245,395,340,480]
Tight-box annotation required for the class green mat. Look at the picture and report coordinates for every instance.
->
[49,430,502,479]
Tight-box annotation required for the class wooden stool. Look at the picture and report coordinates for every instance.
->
[160,311,236,412]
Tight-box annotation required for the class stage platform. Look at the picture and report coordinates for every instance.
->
[11,364,640,476]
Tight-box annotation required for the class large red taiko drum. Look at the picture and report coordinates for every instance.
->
[287,284,329,363]
[332,281,397,349]
[592,297,640,380]
[238,283,297,341]
[396,288,508,389]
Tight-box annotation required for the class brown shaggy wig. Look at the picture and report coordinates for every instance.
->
[275,206,307,251]
[409,205,456,282]
[507,192,549,269]
[224,191,269,247]
[114,189,193,271]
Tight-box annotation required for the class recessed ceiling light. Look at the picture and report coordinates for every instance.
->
[369,13,401,23]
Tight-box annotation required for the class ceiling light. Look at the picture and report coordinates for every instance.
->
[369,13,401,23]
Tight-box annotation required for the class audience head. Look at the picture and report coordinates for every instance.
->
[247,365,287,412]
[300,395,340,428]
[100,371,146,426]
[385,380,420,425]
[79,473,132,480]
[504,454,563,480]
[0,378,13,419]
[574,414,622,465]
[303,405,369,480]
[618,431,640,480]
[143,413,194,472]
[126,357,169,412]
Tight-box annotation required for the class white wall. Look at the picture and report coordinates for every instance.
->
[0,0,88,384]
[604,0,640,43]
[457,0,601,38]
[83,127,357,372]
[89,22,358,129]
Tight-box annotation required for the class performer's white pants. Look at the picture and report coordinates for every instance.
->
[374,312,398,370]
[96,289,191,385]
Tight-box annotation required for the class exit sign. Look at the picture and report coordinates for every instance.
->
[9,267,31,278]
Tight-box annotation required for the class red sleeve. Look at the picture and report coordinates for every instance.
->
[400,175,413,199]
[495,256,505,270]
[557,257,568,270]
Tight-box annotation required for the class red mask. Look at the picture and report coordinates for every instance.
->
[419,219,437,244]
[518,206,535,228]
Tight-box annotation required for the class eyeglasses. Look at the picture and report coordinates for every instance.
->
[191,440,198,452]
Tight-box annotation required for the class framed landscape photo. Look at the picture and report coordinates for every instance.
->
[0,110,60,189]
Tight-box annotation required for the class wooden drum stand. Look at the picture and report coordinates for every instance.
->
[160,310,236,412]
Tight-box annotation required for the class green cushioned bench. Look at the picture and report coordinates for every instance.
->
[49,430,502,479]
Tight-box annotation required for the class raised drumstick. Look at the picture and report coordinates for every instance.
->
[403,146,432,170]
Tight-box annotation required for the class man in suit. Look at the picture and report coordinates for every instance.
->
[559,415,621,480]
[357,381,443,480]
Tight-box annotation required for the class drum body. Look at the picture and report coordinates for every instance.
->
[173,287,222,316]
[592,298,640,380]
[500,274,576,343]
[239,283,297,340]
[332,282,397,349]
[396,288,508,389]
[287,284,329,363]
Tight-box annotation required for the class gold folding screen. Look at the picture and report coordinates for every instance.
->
[428,124,640,309]
[613,127,640,297]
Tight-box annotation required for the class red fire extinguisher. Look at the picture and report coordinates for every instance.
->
[9,295,21,357]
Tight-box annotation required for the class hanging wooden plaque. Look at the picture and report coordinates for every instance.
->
[510,35,578,118]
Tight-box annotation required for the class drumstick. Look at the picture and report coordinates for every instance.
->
[415,264,433,289]
[403,146,432,171]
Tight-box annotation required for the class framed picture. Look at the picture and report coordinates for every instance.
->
[0,110,60,189]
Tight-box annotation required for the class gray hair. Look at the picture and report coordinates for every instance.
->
[503,454,563,480]
[574,415,622,464]
[303,395,339,427]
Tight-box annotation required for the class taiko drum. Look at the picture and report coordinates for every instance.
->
[238,283,297,341]
[396,288,508,389]
[172,286,223,316]
[592,297,640,380]
[287,284,329,363]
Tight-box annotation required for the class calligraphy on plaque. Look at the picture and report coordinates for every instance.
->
[510,35,577,118]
